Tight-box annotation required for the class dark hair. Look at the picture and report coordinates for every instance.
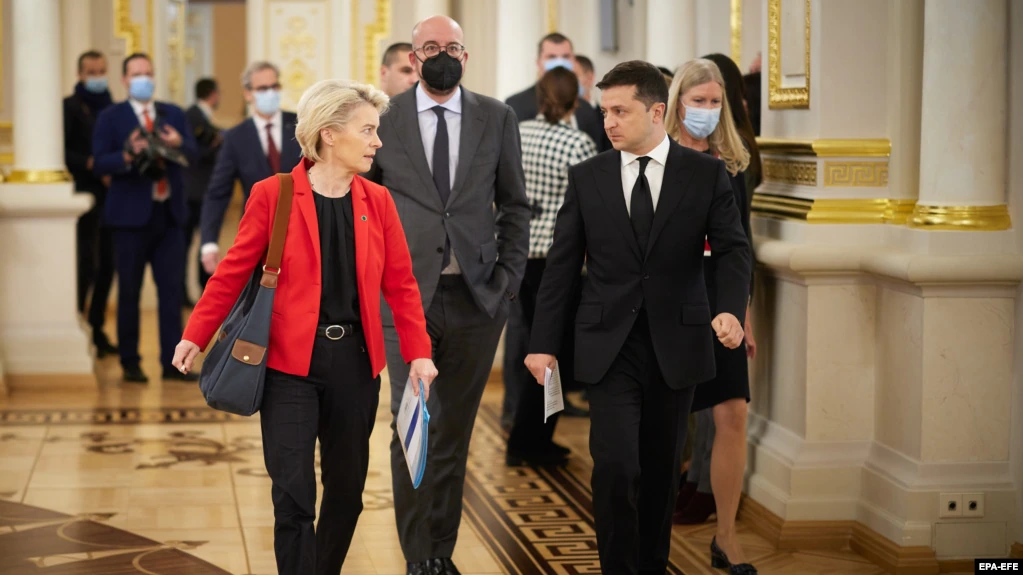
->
[77,50,104,73]
[595,60,668,109]
[195,78,218,100]
[382,42,413,66]
[536,68,579,125]
[537,32,572,57]
[575,54,594,73]
[656,66,674,79]
[122,52,152,76]
[702,53,762,187]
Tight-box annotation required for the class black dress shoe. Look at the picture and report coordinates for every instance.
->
[406,561,431,575]
[711,536,758,574]
[122,365,148,384]
[93,334,118,358]
[506,447,568,467]
[163,369,200,382]
[429,558,461,575]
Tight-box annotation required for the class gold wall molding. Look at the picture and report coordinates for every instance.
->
[1,0,5,113]
[762,158,817,186]
[546,0,559,34]
[114,0,153,55]
[767,0,810,109]
[730,0,742,66]
[908,204,1011,231]
[268,0,331,111]
[352,0,392,87]
[6,170,72,184]
[823,161,889,187]
[753,193,916,224]
[758,138,891,158]
[167,0,187,104]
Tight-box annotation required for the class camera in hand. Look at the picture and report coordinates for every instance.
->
[124,116,189,181]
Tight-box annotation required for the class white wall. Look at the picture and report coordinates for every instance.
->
[1010,0,1023,548]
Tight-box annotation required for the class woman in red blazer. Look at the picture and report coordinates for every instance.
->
[172,79,436,575]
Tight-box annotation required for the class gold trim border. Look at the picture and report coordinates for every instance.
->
[757,138,891,157]
[6,170,72,184]
[547,0,559,34]
[114,0,143,55]
[762,158,817,186]
[823,161,888,187]
[730,0,742,66]
[752,193,916,224]
[767,0,811,109]
[908,204,1011,231]
[352,0,392,87]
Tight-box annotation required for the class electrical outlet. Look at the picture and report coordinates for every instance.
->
[963,493,985,518]
[939,493,963,517]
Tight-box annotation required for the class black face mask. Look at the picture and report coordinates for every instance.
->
[420,53,463,92]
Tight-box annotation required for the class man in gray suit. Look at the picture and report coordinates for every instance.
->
[364,15,529,575]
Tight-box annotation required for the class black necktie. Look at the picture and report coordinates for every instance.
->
[631,156,654,252]
[432,106,451,268]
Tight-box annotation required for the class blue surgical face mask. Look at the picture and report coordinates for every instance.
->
[84,77,108,94]
[682,105,721,140]
[128,75,155,101]
[254,89,281,116]
[578,83,586,98]
[543,57,574,73]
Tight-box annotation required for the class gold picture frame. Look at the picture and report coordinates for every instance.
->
[767,0,810,109]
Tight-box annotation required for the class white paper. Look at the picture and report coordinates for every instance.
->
[396,377,429,488]
[544,364,565,423]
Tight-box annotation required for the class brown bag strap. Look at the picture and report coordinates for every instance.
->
[261,174,293,286]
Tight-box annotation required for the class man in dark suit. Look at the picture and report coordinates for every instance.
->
[525,61,751,575]
[505,32,610,151]
[364,15,529,575]
[65,49,117,357]
[183,77,222,298]
[92,52,199,384]
[199,61,300,276]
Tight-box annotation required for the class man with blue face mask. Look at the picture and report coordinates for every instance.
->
[198,61,301,276]
[65,49,116,359]
[505,33,610,152]
[92,52,199,384]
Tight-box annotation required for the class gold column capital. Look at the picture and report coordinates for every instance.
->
[5,170,72,184]
[908,204,1011,231]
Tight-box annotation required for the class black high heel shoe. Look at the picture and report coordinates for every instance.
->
[710,536,758,574]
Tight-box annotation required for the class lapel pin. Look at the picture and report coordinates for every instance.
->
[361,215,367,221]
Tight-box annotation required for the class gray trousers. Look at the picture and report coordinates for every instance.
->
[385,275,508,562]
[688,408,716,494]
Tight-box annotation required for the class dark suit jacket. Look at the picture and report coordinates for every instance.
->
[529,139,751,389]
[92,101,198,228]
[505,83,612,152]
[364,85,530,320]
[199,112,300,245]
[63,93,106,196]
[184,104,222,202]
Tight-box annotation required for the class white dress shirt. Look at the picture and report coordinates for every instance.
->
[416,83,461,190]
[416,83,463,274]
[128,98,166,202]
[253,110,283,157]
[621,132,670,215]
[197,100,215,122]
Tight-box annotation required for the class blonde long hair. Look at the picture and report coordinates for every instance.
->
[665,59,750,176]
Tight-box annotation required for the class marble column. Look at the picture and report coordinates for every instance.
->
[910,0,1010,230]
[0,0,95,392]
[646,0,696,72]
[9,0,67,178]
[494,0,544,101]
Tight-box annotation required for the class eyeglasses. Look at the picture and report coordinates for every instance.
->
[415,43,465,60]
[250,83,281,93]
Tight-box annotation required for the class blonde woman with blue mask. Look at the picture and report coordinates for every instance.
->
[665,58,757,575]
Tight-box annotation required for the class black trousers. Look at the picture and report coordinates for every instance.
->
[507,258,560,453]
[588,312,695,575]
[183,198,211,294]
[76,194,115,335]
[260,329,380,575]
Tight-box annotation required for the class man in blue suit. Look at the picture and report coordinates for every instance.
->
[93,52,198,383]
[199,61,301,274]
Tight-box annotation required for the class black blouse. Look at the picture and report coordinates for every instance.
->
[313,191,360,324]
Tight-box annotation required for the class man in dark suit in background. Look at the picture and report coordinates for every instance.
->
[183,77,222,299]
[365,15,529,575]
[65,49,117,357]
[92,52,198,384]
[199,61,300,276]
[525,61,751,574]
[505,32,610,151]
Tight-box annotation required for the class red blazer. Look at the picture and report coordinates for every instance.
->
[184,159,432,378]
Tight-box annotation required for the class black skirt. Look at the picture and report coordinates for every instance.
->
[691,255,750,413]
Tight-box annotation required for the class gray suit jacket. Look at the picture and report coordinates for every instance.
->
[365,85,530,322]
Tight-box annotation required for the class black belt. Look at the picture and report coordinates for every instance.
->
[316,323,360,340]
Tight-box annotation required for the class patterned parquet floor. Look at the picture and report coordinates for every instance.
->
[0,309,962,574]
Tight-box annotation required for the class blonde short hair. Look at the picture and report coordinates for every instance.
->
[294,79,390,162]
[665,59,750,176]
